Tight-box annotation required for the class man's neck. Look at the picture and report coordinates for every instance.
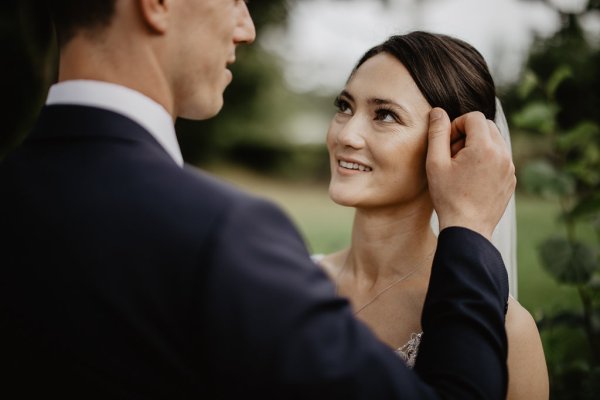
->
[58,34,174,118]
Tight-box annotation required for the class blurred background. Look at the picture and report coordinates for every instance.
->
[2,0,600,397]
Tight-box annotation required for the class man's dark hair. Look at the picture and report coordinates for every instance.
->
[46,0,117,47]
[352,31,496,121]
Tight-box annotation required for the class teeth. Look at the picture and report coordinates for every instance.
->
[339,160,372,172]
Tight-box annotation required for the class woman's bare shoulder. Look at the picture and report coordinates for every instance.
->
[312,249,347,280]
[505,296,549,400]
[506,297,537,330]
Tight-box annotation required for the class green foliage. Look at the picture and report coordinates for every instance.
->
[546,65,573,99]
[508,4,600,397]
[539,237,599,284]
[559,122,600,187]
[520,160,575,198]
[0,1,56,158]
[570,193,600,221]
[512,101,558,134]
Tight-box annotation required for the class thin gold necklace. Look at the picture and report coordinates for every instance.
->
[335,250,435,316]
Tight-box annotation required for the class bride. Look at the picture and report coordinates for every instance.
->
[315,31,548,399]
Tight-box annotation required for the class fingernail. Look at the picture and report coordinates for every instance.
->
[430,109,442,122]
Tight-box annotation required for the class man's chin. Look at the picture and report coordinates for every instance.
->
[177,97,224,121]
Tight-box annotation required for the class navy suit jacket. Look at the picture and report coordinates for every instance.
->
[0,105,509,399]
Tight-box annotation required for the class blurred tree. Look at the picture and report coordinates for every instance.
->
[508,1,600,398]
[0,1,55,159]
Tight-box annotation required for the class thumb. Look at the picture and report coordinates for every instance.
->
[426,108,451,166]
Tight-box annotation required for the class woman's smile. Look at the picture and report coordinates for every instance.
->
[338,159,373,173]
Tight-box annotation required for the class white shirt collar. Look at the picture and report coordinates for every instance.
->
[46,80,183,167]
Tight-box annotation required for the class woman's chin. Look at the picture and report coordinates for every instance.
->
[328,188,360,208]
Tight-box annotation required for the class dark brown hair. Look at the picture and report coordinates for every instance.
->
[353,31,496,121]
[46,0,117,47]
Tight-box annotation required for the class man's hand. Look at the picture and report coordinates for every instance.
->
[426,108,516,240]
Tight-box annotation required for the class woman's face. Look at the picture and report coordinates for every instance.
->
[327,52,433,210]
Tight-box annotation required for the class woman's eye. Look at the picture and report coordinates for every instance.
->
[375,109,400,123]
[334,97,352,115]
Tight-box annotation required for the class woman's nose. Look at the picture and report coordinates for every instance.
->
[336,118,366,149]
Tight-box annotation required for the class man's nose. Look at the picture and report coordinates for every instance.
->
[235,2,256,45]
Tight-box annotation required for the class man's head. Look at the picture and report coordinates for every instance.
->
[47,0,116,47]
[47,0,256,120]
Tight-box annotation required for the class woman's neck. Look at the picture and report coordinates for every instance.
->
[346,200,437,285]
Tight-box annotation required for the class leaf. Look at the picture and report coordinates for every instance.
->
[587,274,600,290]
[511,101,558,135]
[566,162,600,187]
[537,310,585,330]
[539,237,599,285]
[568,193,600,220]
[520,160,576,198]
[546,65,573,98]
[517,70,539,99]
[558,121,600,186]
[557,121,600,152]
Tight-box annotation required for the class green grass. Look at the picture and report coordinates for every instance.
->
[210,165,581,315]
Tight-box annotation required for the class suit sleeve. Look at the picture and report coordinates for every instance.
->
[199,197,508,399]
[414,227,509,399]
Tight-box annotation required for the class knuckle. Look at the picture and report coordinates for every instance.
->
[429,120,449,137]
[500,151,511,166]
[428,128,446,139]
[466,111,485,124]
[480,140,494,156]
[426,157,439,169]
[487,120,500,136]
[426,157,444,173]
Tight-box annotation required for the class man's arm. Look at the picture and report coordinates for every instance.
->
[415,227,509,399]
[201,197,508,399]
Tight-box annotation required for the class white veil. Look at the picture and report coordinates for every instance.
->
[430,98,518,298]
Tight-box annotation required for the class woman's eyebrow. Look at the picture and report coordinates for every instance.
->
[368,97,411,115]
[338,90,354,102]
[339,91,415,124]
[369,97,414,124]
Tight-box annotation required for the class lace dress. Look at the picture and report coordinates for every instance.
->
[395,332,422,369]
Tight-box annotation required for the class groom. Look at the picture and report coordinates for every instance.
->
[1,1,515,399]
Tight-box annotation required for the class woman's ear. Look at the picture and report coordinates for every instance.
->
[138,0,169,34]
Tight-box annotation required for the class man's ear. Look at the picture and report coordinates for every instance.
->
[138,0,169,34]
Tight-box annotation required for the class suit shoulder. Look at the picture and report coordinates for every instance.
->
[177,165,280,212]
[162,165,294,232]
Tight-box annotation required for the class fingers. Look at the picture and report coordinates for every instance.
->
[450,124,465,147]
[450,136,465,157]
[452,113,504,150]
[429,109,517,239]
[451,111,490,147]
[433,110,510,161]
[487,119,507,150]
[426,108,451,167]
[450,112,510,158]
